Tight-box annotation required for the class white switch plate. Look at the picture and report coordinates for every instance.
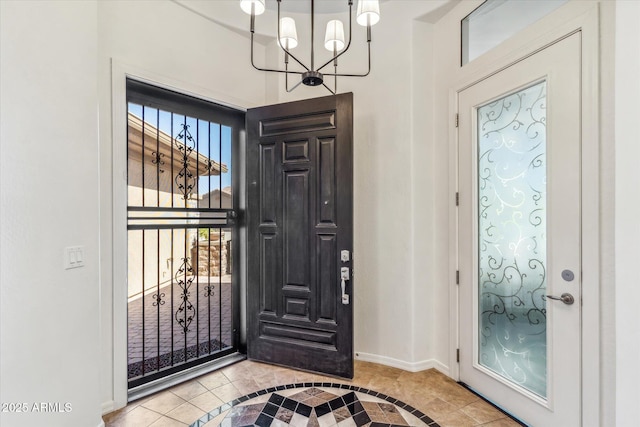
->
[65,246,85,269]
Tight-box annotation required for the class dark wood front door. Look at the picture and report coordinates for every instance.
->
[246,93,354,378]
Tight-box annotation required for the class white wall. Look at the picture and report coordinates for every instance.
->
[0,1,103,427]
[615,0,640,420]
[410,17,438,371]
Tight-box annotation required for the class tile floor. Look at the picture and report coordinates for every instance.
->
[103,360,522,427]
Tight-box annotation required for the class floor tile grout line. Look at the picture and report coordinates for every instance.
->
[140,391,188,415]
[163,410,196,426]
[141,404,177,417]
[133,405,169,427]
[457,398,502,424]
[457,383,528,426]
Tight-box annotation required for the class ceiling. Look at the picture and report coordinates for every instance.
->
[173,0,456,43]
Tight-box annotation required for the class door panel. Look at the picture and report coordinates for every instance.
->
[458,34,581,425]
[247,94,353,378]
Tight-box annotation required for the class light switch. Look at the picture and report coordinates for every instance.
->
[65,246,85,269]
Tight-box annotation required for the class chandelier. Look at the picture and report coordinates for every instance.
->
[240,0,380,94]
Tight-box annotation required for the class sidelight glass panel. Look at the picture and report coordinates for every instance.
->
[477,81,547,398]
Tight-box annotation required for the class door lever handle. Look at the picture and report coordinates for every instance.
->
[546,293,575,305]
[340,267,350,305]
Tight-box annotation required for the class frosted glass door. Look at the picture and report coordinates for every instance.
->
[477,81,547,398]
[458,33,581,426]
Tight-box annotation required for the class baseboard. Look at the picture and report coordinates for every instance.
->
[426,359,450,376]
[101,400,115,415]
[355,352,450,376]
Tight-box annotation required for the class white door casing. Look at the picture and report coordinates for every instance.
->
[458,33,581,426]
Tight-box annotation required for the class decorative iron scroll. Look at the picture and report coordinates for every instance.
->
[152,292,165,307]
[151,151,165,174]
[204,284,214,297]
[175,124,197,200]
[174,256,195,334]
[477,81,548,398]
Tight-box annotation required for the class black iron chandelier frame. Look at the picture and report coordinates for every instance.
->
[247,0,373,94]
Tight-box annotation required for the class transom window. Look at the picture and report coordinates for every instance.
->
[461,0,568,65]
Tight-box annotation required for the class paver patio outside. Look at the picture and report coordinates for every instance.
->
[128,275,233,379]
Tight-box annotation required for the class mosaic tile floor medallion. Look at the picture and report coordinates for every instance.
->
[190,383,440,427]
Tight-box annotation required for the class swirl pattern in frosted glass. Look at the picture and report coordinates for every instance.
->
[477,81,547,398]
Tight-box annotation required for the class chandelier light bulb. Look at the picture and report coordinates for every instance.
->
[324,20,345,52]
[279,17,298,49]
[356,0,380,26]
[240,0,265,15]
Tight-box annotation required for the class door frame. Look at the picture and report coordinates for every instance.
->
[104,60,252,413]
[448,1,600,424]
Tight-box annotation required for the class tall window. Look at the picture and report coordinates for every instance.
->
[126,80,244,388]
